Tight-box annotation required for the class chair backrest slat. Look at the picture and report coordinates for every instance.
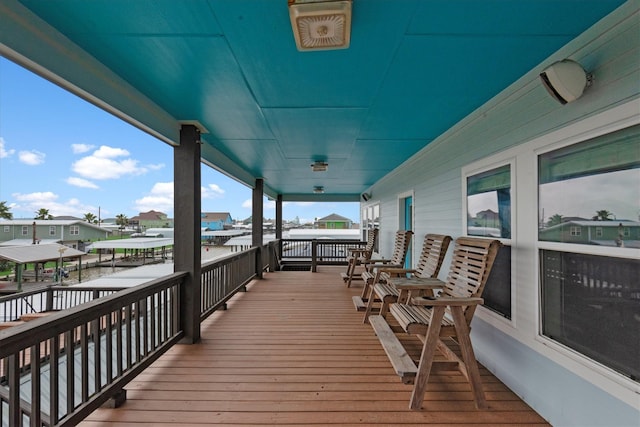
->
[390,230,413,265]
[364,228,378,254]
[442,237,501,324]
[414,234,452,278]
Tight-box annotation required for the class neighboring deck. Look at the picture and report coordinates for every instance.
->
[80,267,549,426]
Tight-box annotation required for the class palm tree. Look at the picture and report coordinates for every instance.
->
[592,209,613,221]
[115,214,129,237]
[34,208,53,220]
[83,212,97,223]
[0,201,13,219]
[547,214,563,227]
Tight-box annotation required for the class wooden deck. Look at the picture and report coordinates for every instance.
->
[80,267,549,426]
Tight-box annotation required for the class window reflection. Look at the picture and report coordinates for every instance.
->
[466,165,511,238]
[538,125,640,248]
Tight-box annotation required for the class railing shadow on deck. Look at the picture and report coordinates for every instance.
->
[0,239,356,426]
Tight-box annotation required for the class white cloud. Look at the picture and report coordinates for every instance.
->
[13,191,58,204]
[71,143,95,154]
[66,176,99,189]
[11,191,96,217]
[0,138,15,158]
[93,145,130,158]
[72,145,153,180]
[242,198,276,210]
[202,183,225,199]
[18,150,46,165]
[134,182,174,214]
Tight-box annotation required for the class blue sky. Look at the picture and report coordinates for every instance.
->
[0,57,359,224]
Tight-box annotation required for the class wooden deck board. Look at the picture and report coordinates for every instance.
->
[80,267,549,426]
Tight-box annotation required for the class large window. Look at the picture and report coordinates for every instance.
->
[539,124,640,383]
[538,124,639,247]
[465,163,513,319]
[541,251,639,381]
[466,164,511,238]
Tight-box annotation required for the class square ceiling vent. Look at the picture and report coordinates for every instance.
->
[289,0,352,51]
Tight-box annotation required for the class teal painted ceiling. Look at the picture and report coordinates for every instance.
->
[6,0,626,200]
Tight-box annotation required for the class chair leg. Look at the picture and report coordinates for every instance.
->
[409,306,445,410]
[360,276,373,300]
[379,295,394,318]
[450,306,487,409]
[362,287,378,323]
[344,259,355,286]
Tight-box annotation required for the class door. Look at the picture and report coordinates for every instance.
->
[400,195,413,268]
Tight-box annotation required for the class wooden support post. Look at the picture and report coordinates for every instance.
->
[275,194,283,239]
[175,124,202,344]
[252,178,264,279]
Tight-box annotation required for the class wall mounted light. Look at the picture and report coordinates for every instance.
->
[313,186,325,194]
[311,160,329,172]
[289,0,352,51]
[540,59,592,104]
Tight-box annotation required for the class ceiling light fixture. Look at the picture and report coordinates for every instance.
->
[288,0,352,51]
[311,160,329,172]
[313,186,325,194]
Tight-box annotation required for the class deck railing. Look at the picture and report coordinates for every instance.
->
[279,239,366,271]
[0,286,124,323]
[0,240,324,426]
[0,272,186,426]
[200,245,268,320]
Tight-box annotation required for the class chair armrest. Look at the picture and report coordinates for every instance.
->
[378,268,417,275]
[347,248,369,254]
[392,277,444,290]
[410,296,484,306]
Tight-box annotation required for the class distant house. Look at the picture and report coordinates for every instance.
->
[129,210,173,230]
[314,214,353,230]
[0,219,110,250]
[539,220,640,248]
[201,212,233,231]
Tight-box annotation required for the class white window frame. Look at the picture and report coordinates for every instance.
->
[569,226,581,236]
[3,226,9,233]
[532,101,640,403]
[70,225,80,235]
[49,225,56,236]
[457,101,639,408]
[462,157,516,328]
[361,201,380,245]
[595,227,603,237]
[21,226,28,236]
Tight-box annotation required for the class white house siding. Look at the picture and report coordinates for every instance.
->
[366,3,639,426]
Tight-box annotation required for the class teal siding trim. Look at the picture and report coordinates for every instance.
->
[472,318,640,427]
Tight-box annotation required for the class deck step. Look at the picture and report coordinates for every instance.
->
[369,315,417,384]
[340,272,363,281]
[352,295,367,311]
